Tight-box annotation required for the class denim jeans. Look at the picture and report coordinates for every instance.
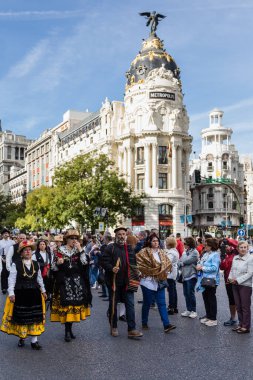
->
[183,277,197,312]
[167,279,178,309]
[89,265,99,286]
[108,286,136,330]
[141,285,170,327]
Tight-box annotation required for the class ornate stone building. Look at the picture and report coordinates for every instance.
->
[0,128,32,194]
[190,109,245,237]
[55,29,192,236]
[240,155,253,235]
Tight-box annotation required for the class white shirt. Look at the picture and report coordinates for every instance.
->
[6,245,15,271]
[166,248,179,280]
[0,239,15,258]
[140,250,161,291]
[32,250,53,264]
[8,260,46,296]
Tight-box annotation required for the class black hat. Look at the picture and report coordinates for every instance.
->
[1,228,10,235]
[114,226,127,234]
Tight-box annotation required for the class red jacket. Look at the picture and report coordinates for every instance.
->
[176,239,184,258]
[220,253,236,283]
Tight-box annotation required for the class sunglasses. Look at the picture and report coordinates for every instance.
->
[69,237,78,240]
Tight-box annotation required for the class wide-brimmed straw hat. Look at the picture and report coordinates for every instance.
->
[54,234,64,242]
[64,229,80,239]
[18,240,35,253]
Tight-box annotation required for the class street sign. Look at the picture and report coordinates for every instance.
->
[98,222,105,231]
[237,229,245,237]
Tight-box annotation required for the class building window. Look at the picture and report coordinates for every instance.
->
[159,204,173,215]
[158,146,168,164]
[15,147,19,160]
[20,148,24,160]
[223,161,228,169]
[137,174,145,190]
[232,201,237,210]
[208,201,213,209]
[158,173,168,189]
[136,147,144,164]
[207,216,214,222]
[134,206,145,217]
[207,162,213,171]
[7,146,11,159]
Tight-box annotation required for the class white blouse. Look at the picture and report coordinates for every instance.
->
[8,260,46,296]
[140,250,161,291]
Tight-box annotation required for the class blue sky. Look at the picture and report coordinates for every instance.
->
[0,0,252,155]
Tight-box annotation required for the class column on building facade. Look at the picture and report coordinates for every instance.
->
[172,143,177,189]
[144,142,151,189]
[127,146,132,185]
[177,146,182,189]
[123,147,127,179]
[118,149,123,174]
[151,142,157,189]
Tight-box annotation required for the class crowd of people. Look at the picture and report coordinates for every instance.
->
[0,226,253,351]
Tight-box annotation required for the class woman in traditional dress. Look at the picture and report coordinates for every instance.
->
[0,240,47,350]
[33,239,53,298]
[50,229,92,342]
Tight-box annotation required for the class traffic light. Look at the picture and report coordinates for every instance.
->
[239,216,244,228]
[194,170,201,184]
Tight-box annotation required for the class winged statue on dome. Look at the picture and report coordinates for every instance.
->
[139,11,166,35]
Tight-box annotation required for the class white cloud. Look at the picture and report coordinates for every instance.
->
[0,10,87,20]
[6,39,50,79]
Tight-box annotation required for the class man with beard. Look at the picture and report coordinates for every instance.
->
[101,226,143,339]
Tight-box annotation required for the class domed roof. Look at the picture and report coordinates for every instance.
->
[125,34,180,88]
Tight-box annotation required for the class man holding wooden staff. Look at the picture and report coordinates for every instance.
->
[101,226,143,339]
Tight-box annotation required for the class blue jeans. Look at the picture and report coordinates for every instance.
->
[167,279,178,309]
[141,285,170,327]
[183,278,197,312]
[108,286,136,330]
[90,265,99,286]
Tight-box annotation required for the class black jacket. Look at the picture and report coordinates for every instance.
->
[101,243,136,287]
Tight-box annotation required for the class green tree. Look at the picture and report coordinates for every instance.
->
[52,153,144,231]
[0,192,25,230]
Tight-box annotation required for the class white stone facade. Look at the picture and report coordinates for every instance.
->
[240,155,253,235]
[8,167,27,204]
[190,109,245,237]
[0,130,32,194]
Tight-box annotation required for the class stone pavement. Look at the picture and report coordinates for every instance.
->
[0,276,252,380]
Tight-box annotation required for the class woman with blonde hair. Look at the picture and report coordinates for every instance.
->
[165,236,179,315]
[228,240,253,333]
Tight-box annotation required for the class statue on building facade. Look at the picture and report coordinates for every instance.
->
[139,11,166,35]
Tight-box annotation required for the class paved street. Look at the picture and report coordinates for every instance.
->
[0,276,252,380]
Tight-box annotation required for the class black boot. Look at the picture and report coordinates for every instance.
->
[18,338,25,347]
[31,342,42,350]
[69,323,76,339]
[65,323,71,342]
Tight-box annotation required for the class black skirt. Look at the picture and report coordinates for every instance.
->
[12,288,43,325]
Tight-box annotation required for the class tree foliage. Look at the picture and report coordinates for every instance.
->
[16,154,145,231]
[0,192,25,230]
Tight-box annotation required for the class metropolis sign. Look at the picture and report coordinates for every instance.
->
[149,92,175,100]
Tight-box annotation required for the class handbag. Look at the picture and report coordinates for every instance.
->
[157,280,168,290]
[200,277,216,287]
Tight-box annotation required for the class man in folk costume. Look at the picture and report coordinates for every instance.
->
[50,229,92,342]
[0,229,15,294]
[0,240,47,350]
[6,233,27,271]
[101,226,143,338]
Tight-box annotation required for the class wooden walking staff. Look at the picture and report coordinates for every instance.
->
[110,258,120,334]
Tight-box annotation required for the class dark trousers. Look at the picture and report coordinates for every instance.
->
[167,279,178,309]
[232,284,252,330]
[183,278,197,312]
[202,286,217,320]
[1,261,9,291]
[108,286,136,331]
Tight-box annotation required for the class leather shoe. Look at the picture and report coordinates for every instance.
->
[31,342,42,350]
[236,328,250,334]
[128,329,143,338]
[18,339,25,347]
[142,324,149,330]
[119,315,127,322]
[111,328,119,337]
[164,324,176,333]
